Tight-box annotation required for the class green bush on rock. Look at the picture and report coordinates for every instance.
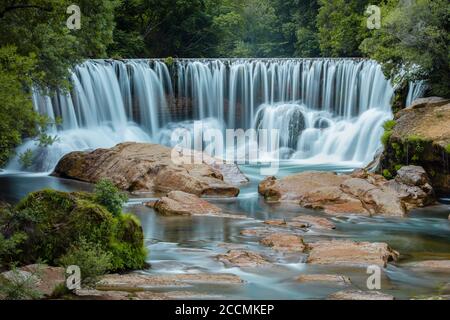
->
[0,188,146,272]
[94,179,128,217]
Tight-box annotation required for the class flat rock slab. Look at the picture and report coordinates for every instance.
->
[405,260,450,272]
[150,191,222,216]
[328,290,395,300]
[53,142,247,196]
[260,233,307,252]
[216,250,270,267]
[291,215,336,230]
[307,240,399,267]
[97,273,243,291]
[296,274,351,286]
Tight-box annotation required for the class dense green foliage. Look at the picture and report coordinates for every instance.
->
[361,0,449,97]
[59,237,113,286]
[0,188,146,272]
[94,179,128,217]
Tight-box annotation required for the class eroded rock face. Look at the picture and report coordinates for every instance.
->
[53,142,247,196]
[216,250,270,267]
[260,233,307,252]
[307,240,399,267]
[258,167,434,216]
[381,98,450,194]
[149,191,222,216]
[328,290,394,300]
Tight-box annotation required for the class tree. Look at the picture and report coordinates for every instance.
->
[0,0,119,167]
[317,0,371,57]
[360,0,450,98]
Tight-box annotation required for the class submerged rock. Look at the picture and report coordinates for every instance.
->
[291,215,336,230]
[307,240,399,267]
[216,250,270,267]
[328,290,395,300]
[53,142,247,197]
[150,191,222,216]
[260,233,307,252]
[296,274,351,286]
[258,167,434,216]
[405,260,450,272]
[381,97,450,194]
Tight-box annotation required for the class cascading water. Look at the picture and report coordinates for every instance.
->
[7,58,395,173]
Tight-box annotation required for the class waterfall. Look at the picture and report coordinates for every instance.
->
[7,58,394,172]
[406,80,427,107]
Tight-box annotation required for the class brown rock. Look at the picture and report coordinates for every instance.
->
[74,289,132,300]
[53,142,247,196]
[151,191,222,216]
[260,233,307,252]
[328,290,394,300]
[97,272,243,291]
[383,99,450,194]
[291,215,336,230]
[296,274,351,285]
[216,250,270,267]
[307,240,399,267]
[0,264,65,299]
[405,260,450,272]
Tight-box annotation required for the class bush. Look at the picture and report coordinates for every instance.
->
[94,179,128,217]
[0,189,146,272]
[58,238,112,286]
[445,144,450,155]
[0,266,42,300]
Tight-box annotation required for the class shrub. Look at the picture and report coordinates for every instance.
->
[445,144,450,154]
[58,238,112,286]
[0,266,42,300]
[94,180,128,217]
[0,189,146,271]
[382,169,393,180]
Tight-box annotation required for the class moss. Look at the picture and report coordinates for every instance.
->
[164,56,174,66]
[381,120,396,147]
[394,164,404,171]
[445,144,450,154]
[382,169,393,180]
[1,189,147,271]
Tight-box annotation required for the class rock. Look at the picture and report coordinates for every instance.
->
[406,97,450,110]
[97,273,243,291]
[386,166,435,210]
[258,169,434,216]
[240,228,275,237]
[0,264,65,298]
[291,215,336,230]
[74,289,132,300]
[216,250,270,267]
[296,274,351,286]
[328,290,394,300]
[341,178,406,216]
[53,142,247,197]
[405,260,450,272]
[260,233,307,252]
[150,191,222,216]
[307,240,399,267]
[382,99,450,194]
[263,219,309,229]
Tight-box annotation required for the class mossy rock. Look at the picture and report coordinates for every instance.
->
[2,189,146,271]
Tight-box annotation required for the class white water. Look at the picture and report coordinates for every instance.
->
[7,58,398,172]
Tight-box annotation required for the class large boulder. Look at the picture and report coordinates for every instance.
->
[149,191,222,216]
[381,97,450,194]
[258,167,434,216]
[53,142,248,197]
[306,240,399,267]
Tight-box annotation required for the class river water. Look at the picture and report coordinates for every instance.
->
[1,162,449,300]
